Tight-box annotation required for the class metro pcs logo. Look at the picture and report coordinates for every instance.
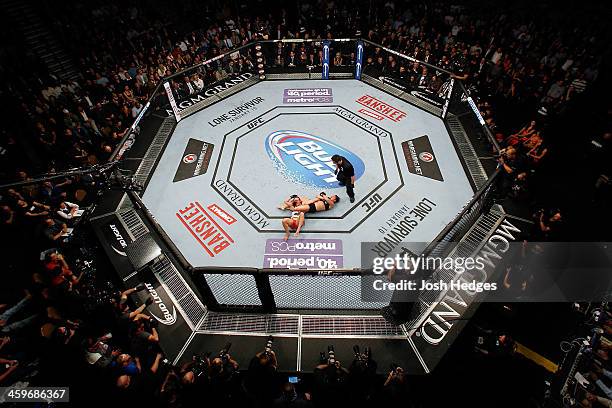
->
[265,131,365,188]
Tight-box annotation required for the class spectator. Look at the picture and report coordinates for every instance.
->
[0,293,38,335]
[42,218,68,244]
[273,382,312,407]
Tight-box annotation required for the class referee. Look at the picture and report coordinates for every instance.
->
[331,154,356,203]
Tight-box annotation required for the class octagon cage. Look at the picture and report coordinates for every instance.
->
[110,38,501,319]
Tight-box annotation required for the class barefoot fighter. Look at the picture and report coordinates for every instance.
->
[280,193,339,240]
[282,211,305,240]
[287,192,340,214]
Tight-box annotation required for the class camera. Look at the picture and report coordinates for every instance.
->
[192,352,211,377]
[219,343,232,363]
[353,345,372,362]
[327,345,336,365]
[264,336,273,356]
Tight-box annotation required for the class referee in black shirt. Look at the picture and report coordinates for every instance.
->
[331,154,356,203]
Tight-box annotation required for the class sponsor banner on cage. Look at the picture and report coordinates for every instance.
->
[131,269,194,361]
[104,220,130,257]
[401,136,443,181]
[164,81,182,121]
[405,218,525,373]
[176,201,235,257]
[94,215,134,280]
[377,76,445,108]
[263,238,343,270]
[165,72,254,116]
[173,138,214,182]
[141,281,178,326]
[282,88,333,104]
[356,94,407,122]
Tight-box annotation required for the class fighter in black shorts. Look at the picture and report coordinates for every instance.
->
[287,193,339,213]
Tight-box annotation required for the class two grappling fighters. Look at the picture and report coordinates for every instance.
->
[281,193,339,240]
[281,154,355,240]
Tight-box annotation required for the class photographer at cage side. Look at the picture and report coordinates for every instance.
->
[176,352,212,405]
[129,316,160,362]
[348,345,378,403]
[532,208,564,241]
[245,336,279,405]
[312,346,350,406]
[208,343,241,403]
[382,365,412,404]
[497,146,526,198]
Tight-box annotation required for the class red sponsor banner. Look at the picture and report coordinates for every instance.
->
[176,202,234,257]
[356,94,407,122]
[207,203,237,225]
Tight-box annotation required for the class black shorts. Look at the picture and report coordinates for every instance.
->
[308,203,317,213]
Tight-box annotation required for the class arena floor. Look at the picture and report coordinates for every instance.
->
[141,79,475,270]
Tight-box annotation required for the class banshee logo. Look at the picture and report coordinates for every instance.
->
[144,283,177,326]
[109,224,127,256]
[265,131,365,188]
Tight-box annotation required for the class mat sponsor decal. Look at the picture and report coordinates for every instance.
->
[265,130,365,188]
[176,202,234,257]
[144,282,177,325]
[214,180,270,229]
[207,203,236,225]
[356,94,407,122]
[263,238,343,269]
[372,198,438,258]
[283,88,333,104]
[208,96,265,127]
[333,107,389,137]
[401,136,443,181]
[174,138,214,182]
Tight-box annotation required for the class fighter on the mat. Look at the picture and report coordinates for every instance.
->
[282,210,305,240]
[286,192,340,214]
[278,194,305,210]
[280,193,339,240]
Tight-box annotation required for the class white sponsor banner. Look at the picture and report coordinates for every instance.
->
[164,81,182,122]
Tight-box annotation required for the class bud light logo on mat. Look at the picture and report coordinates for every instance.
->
[265,130,365,188]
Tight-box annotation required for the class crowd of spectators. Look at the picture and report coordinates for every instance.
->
[584,311,612,408]
[0,0,609,405]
